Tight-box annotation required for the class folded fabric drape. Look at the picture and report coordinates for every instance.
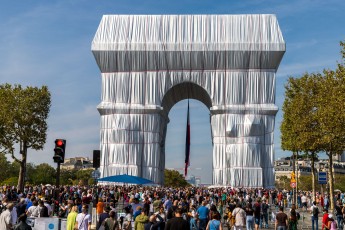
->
[92,14,285,187]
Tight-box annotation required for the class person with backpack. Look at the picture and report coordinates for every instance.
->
[103,211,120,230]
[38,200,49,218]
[310,201,320,230]
[288,208,298,230]
[232,203,246,230]
[75,204,92,230]
[260,199,269,229]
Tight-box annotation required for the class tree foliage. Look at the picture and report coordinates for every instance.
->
[0,84,51,191]
[31,163,56,185]
[280,41,345,209]
[164,169,190,187]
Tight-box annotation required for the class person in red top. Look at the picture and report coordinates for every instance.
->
[96,198,105,217]
[277,192,283,206]
[320,196,324,209]
[81,192,92,204]
[322,208,329,230]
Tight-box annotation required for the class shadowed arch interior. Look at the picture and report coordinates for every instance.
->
[161,82,212,115]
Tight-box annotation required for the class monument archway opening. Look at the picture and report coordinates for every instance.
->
[92,14,285,187]
[163,82,213,183]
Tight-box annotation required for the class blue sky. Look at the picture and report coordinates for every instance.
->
[1,0,344,184]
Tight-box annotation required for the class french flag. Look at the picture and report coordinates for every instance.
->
[184,100,190,177]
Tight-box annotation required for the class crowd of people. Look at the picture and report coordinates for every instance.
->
[0,184,344,230]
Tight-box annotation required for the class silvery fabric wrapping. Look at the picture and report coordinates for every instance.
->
[92,14,285,187]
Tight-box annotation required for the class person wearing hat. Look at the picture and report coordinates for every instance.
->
[0,203,14,230]
[327,214,337,230]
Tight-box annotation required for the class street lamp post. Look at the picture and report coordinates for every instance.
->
[319,163,325,196]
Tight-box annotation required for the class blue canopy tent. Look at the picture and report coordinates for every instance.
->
[97,174,154,185]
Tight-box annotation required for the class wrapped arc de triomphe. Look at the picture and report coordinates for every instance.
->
[91,14,285,188]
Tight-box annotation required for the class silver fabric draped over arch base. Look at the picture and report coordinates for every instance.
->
[91,14,285,188]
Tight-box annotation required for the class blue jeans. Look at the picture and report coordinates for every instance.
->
[277,226,286,230]
[260,213,269,228]
[246,215,254,230]
[312,216,319,230]
[199,218,208,230]
[190,217,197,229]
[336,215,343,230]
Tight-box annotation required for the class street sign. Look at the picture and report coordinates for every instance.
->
[318,171,327,184]
[290,182,296,188]
[91,170,101,179]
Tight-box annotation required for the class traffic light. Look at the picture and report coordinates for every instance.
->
[93,150,100,168]
[53,139,66,163]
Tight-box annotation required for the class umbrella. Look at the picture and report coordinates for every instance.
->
[98,174,154,184]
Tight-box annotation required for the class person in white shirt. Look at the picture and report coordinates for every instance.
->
[76,204,92,230]
[11,206,18,226]
[0,203,14,230]
[301,194,308,211]
[26,200,40,217]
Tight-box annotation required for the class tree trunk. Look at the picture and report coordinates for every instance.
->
[311,153,316,202]
[17,142,27,192]
[292,151,296,205]
[295,151,299,207]
[328,151,334,211]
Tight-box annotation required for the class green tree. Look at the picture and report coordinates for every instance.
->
[316,68,345,210]
[281,74,321,202]
[0,153,12,183]
[275,176,290,190]
[60,169,78,185]
[164,169,190,187]
[31,163,56,185]
[76,169,94,186]
[25,163,37,185]
[0,84,51,191]
[2,177,19,186]
[281,41,345,210]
